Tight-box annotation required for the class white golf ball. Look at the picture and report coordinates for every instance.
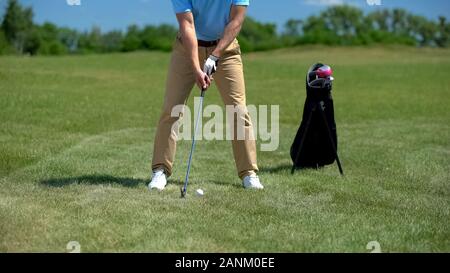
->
[196,189,204,197]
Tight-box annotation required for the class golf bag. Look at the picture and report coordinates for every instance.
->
[290,63,343,175]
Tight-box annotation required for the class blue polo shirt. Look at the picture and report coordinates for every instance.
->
[171,0,250,41]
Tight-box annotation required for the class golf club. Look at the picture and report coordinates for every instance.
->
[181,77,210,198]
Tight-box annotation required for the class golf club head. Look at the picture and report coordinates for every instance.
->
[180,187,186,198]
[316,65,333,78]
[317,65,334,83]
[307,63,334,89]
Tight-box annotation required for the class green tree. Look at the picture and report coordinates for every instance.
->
[434,16,449,47]
[78,26,102,53]
[302,15,336,45]
[282,19,303,46]
[392,9,409,34]
[0,29,13,54]
[122,25,141,52]
[2,2,449,55]
[22,25,40,55]
[366,9,390,31]
[1,0,37,54]
[364,9,416,45]
[239,17,280,51]
[88,26,102,51]
[407,14,437,46]
[140,24,177,51]
[101,30,123,52]
[37,22,66,55]
[58,27,79,53]
[320,5,365,45]
[284,19,303,37]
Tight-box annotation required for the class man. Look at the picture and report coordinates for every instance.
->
[149,0,263,191]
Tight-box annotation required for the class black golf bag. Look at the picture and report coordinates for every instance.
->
[290,63,343,175]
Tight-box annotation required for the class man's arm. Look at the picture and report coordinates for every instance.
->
[212,5,247,58]
[176,12,211,90]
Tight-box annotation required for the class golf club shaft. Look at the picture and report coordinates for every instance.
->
[182,89,205,194]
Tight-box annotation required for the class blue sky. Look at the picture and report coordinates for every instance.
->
[1,0,449,32]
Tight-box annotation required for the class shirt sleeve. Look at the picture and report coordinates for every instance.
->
[171,0,193,14]
[232,0,249,6]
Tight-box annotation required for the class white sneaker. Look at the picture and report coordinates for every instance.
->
[148,169,167,191]
[243,175,264,190]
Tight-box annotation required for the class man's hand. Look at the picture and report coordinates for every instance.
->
[195,69,211,90]
[203,55,219,76]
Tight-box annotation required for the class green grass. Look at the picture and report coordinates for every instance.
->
[0,46,449,252]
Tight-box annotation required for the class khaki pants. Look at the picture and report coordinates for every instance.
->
[151,36,258,179]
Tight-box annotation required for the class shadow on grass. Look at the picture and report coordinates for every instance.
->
[168,178,242,189]
[259,164,293,174]
[209,179,242,189]
[41,175,244,189]
[40,175,148,188]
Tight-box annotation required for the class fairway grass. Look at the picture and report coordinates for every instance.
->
[0,46,449,252]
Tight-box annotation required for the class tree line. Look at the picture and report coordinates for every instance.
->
[0,0,449,55]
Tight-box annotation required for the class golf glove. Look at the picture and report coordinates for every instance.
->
[203,55,219,76]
